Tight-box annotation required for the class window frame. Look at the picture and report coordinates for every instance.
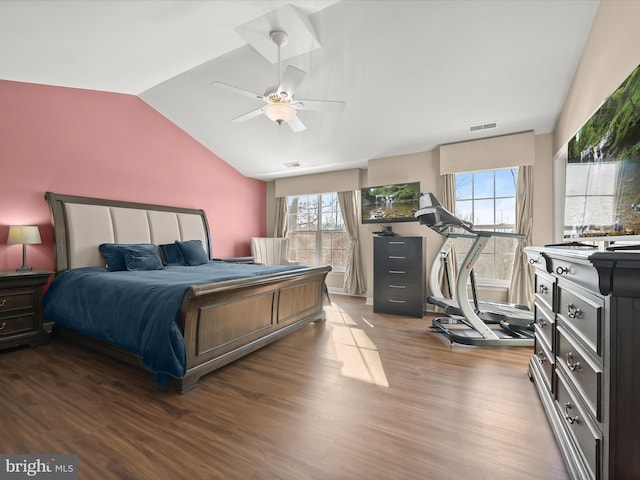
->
[454,168,518,286]
[286,192,349,272]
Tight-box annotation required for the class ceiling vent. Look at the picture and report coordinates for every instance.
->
[469,122,497,132]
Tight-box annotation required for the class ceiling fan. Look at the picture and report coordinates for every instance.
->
[212,30,345,133]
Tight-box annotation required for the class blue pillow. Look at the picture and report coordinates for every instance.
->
[159,243,185,266]
[99,243,159,272]
[124,251,164,271]
[175,240,209,266]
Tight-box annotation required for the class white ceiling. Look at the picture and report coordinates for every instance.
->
[0,0,600,181]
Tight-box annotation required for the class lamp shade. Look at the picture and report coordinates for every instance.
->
[263,102,295,124]
[7,225,41,245]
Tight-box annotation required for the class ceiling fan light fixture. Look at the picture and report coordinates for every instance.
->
[264,102,295,125]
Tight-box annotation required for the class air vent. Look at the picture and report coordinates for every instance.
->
[283,162,300,168]
[469,122,497,132]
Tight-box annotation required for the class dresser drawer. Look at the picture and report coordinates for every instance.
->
[535,270,555,312]
[374,238,422,268]
[375,253,417,269]
[534,304,554,351]
[556,370,602,480]
[376,268,421,285]
[0,314,35,336]
[545,255,600,293]
[533,336,554,393]
[557,324,602,423]
[557,283,604,357]
[375,280,419,296]
[0,289,35,315]
[373,293,423,316]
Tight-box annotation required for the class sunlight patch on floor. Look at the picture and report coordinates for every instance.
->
[327,305,389,387]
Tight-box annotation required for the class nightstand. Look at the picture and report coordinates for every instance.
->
[0,271,53,351]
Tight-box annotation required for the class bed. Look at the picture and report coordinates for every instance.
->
[43,192,331,393]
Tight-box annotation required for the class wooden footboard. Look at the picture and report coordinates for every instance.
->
[176,265,330,392]
[53,266,330,393]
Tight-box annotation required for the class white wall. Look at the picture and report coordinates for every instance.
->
[552,0,640,240]
[554,1,640,153]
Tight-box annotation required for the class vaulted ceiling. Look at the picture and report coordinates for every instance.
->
[0,1,600,180]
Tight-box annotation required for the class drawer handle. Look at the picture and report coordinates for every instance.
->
[564,402,580,425]
[389,270,406,274]
[0,322,5,331]
[567,303,582,319]
[0,299,6,308]
[537,351,547,364]
[529,258,539,264]
[535,317,547,328]
[388,256,406,259]
[556,266,570,275]
[566,352,582,372]
[537,285,548,294]
[388,285,405,289]
[388,299,406,304]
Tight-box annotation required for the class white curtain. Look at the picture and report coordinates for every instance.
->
[274,197,288,238]
[338,191,366,295]
[508,165,534,308]
[439,174,459,298]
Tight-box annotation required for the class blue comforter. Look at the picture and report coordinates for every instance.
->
[43,262,305,382]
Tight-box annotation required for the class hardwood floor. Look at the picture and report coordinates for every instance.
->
[0,295,568,479]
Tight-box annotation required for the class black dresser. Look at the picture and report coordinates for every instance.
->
[526,247,640,480]
[373,236,424,317]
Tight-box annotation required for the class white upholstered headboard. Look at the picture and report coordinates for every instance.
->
[46,192,212,272]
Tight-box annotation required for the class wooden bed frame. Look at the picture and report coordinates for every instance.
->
[45,192,331,393]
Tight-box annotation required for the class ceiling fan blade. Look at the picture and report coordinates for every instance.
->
[292,99,346,112]
[211,81,264,100]
[287,115,306,133]
[278,66,306,98]
[231,107,264,123]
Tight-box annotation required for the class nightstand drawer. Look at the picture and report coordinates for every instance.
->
[0,289,35,314]
[0,314,35,336]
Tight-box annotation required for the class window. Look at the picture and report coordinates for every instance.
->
[287,193,349,271]
[454,168,518,283]
[564,162,618,238]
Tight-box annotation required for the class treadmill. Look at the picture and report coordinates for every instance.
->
[415,193,534,346]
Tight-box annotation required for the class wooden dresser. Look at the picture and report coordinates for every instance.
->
[373,236,424,317]
[526,247,640,480]
[0,271,52,351]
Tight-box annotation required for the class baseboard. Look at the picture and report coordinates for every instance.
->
[326,287,367,298]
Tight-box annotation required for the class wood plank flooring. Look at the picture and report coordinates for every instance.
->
[0,295,568,479]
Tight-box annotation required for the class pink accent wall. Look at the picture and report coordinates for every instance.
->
[0,80,266,272]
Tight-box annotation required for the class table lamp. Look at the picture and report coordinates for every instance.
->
[7,225,41,272]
